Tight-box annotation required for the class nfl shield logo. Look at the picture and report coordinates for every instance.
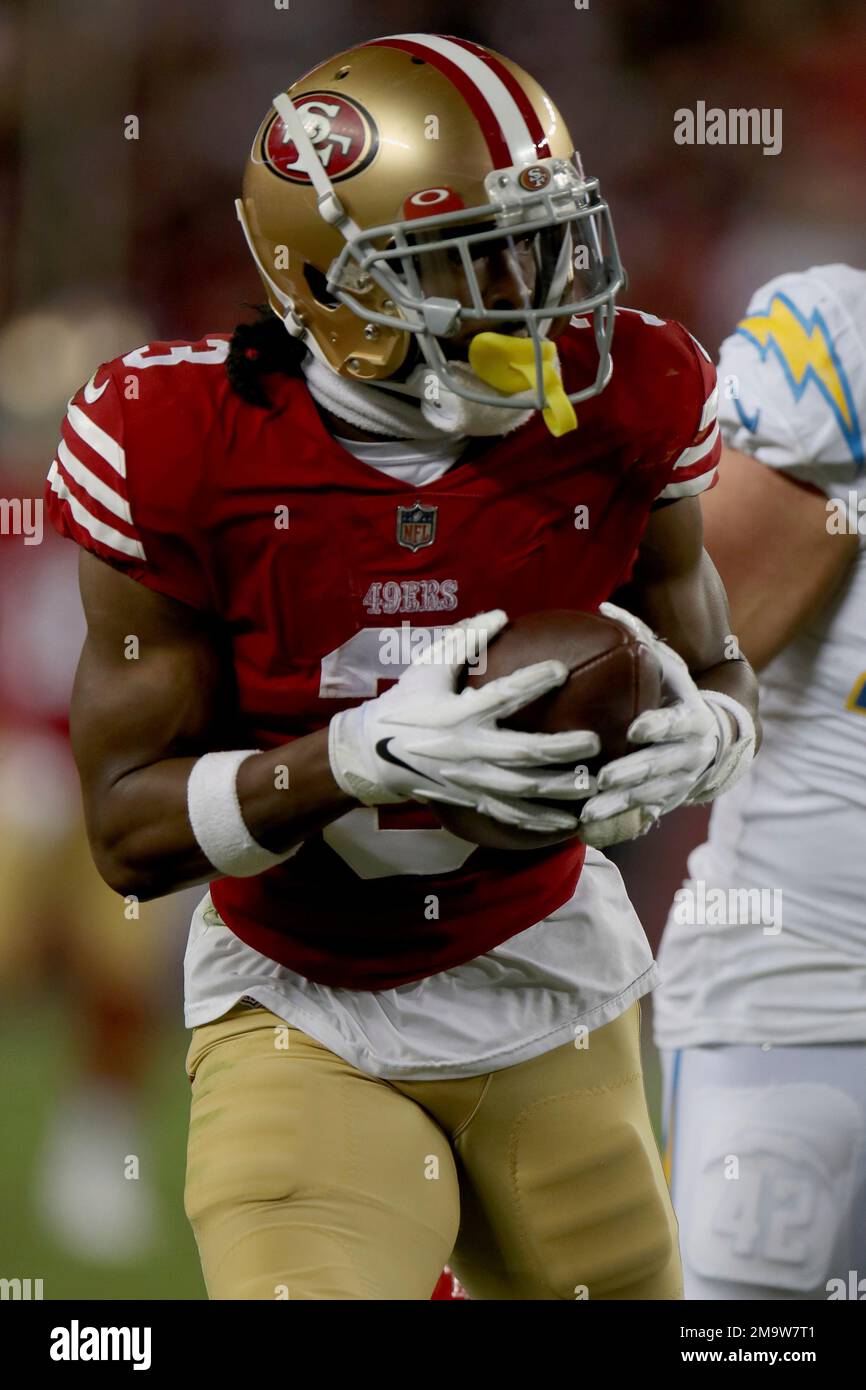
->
[396,500,438,551]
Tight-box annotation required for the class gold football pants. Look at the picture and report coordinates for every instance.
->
[184,999,681,1300]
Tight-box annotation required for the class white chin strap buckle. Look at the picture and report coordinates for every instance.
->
[421,298,461,335]
[283,307,306,339]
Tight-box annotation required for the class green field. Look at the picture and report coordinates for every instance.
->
[0,995,205,1300]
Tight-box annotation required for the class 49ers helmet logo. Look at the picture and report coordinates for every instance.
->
[262,91,378,184]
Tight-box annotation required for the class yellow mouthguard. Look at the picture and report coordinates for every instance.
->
[468,333,577,437]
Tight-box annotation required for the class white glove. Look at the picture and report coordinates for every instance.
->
[577,602,757,849]
[329,610,602,836]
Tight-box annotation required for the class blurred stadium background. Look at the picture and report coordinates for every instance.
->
[1,0,864,1298]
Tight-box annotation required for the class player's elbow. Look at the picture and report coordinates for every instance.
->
[85,811,172,902]
[90,842,163,902]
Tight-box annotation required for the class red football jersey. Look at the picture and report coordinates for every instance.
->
[45,311,719,989]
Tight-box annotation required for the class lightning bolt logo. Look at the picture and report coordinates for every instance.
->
[736,292,864,467]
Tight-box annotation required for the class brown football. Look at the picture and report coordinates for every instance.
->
[434,609,662,851]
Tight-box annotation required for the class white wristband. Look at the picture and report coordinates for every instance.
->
[187,750,300,878]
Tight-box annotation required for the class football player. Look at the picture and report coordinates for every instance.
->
[46,34,758,1299]
[655,264,866,1300]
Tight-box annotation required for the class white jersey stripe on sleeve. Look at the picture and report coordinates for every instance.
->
[699,387,719,432]
[672,421,720,471]
[66,402,126,479]
[48,462,145,560]
[688,331,713,362]
[657,468,718,500]
[57,439,133,525]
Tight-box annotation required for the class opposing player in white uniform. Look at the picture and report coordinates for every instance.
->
[655,264,866,1300]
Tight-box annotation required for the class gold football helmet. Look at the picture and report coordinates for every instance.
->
[237,33,624,424]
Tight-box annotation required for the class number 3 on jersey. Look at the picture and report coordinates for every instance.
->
[319,626,475,879]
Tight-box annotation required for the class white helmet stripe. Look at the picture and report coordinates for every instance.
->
[391,33,538,166]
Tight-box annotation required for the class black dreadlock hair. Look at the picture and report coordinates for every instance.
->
[226,305,307,407]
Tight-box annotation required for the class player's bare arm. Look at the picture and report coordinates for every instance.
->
[576,494,760,848]
[72,549,356,899]
[699,445,859,670]
[618,493,761,721]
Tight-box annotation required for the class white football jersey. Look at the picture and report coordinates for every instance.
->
[656,264,866,1047]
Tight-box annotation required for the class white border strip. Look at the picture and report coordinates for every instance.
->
[393,33,537,165]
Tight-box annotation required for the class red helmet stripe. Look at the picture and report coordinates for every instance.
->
[442,36,551,158]
[365,36,515,168]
